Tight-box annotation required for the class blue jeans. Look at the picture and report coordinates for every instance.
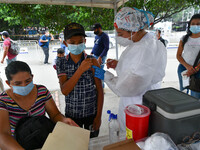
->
[177,64,200,99]
[93,55,107,88]
[6,56,17,65]
[61,43,68,56]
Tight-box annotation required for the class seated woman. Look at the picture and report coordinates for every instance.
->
[0,61,78,150]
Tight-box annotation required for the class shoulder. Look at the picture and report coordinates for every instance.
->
[102,32,109,38]
[56,56,67,65]
[0,91,10,104]
[36,85,49,92]
[92,57,100,67]
[41,35,46,39]
[180,35,187,41]
[85,54,100,67]
[86,54,95,59]
[3,38,11,44]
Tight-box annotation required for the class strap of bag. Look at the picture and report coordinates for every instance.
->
[193,50,200,67]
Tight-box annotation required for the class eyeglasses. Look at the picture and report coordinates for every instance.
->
[182,132,200,146]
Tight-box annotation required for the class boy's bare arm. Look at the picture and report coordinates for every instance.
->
[91,58,104,130]
[58,59,93,96]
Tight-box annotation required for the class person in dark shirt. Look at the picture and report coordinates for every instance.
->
[56,23,104,138]
[40,30,54,64]
[156,29,166,47]
[91,23,109,88]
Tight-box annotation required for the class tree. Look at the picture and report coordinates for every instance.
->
[124,0,199,26]
[0,0,199,36]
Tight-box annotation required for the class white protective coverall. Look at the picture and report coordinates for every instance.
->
[104,33,167,131]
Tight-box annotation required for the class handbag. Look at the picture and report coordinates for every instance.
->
[188,50,200,92]
[38,37,45,47]
[14,116,55,150]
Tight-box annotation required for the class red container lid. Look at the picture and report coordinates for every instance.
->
[124,104,150,118]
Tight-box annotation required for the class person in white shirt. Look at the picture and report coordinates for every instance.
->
[176,14,200,98]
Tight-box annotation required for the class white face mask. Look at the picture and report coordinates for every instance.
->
[117,32,134,47]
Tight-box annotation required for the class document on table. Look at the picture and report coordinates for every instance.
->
[42,122,90,150]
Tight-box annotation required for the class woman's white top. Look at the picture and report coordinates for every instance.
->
[181,36,200,66]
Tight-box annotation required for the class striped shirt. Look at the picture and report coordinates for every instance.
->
[0,85,52,136]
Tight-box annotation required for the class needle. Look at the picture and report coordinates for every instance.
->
[101,60,113,65]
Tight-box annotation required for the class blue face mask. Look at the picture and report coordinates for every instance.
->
[190,25,200,34]
[68,43,86,55]
[12,81,34,96]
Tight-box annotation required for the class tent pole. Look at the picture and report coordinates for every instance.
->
[114,1,118,60]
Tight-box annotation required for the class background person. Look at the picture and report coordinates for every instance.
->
[156,29,167,47]
[176,14,200,98]
[0,31,17,65]
[104,7,167,131]
[91,23,109,88]
[53,48,65,70]
[0,61,77,149]
[40,30,54,64]
[59,31,68,55]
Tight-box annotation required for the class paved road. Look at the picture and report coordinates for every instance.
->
[0,43,180,136]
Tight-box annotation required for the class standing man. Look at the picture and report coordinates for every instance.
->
[59,31,68,55]
[91,23,109,88]
[156,29,167,47]
[0,31,17,65]
[40,30,54,64]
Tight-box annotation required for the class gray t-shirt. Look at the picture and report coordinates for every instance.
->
[181,36,200,66]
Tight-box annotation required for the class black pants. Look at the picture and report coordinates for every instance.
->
[66,114,99,138]
[42,47,49,63]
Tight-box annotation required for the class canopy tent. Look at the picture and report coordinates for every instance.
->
[0,0,128,9]
[0,0,129,59]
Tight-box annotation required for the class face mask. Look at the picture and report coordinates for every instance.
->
[190,25,200,34]
[117,32,134,47]
[12,81,34,96]
[68,43,86,55]
[94,31,99,35]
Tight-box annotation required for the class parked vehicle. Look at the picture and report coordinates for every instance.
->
[85,31,116,49]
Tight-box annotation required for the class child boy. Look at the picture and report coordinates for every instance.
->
[56,23,104,138]
[53,48,65,70]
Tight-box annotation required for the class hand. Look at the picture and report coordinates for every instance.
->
[93,116,101,130]
[92,65,105,80]
[106,59,118,69]
[185,65,196,76]
[1,59,4,64]
[79,58,93,73]
[46,39,48,42]
[97,57,102,65]
[63,118,79,127]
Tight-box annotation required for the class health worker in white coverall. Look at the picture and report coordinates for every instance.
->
[104,7,167,131]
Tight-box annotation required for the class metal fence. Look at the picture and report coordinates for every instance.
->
[0,40,62,64]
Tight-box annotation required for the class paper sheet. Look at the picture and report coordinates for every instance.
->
[42,122,90,150]
[181,70,189,88]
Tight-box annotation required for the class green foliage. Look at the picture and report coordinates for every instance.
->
[124,0,198,26]
[0,0,199,35]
